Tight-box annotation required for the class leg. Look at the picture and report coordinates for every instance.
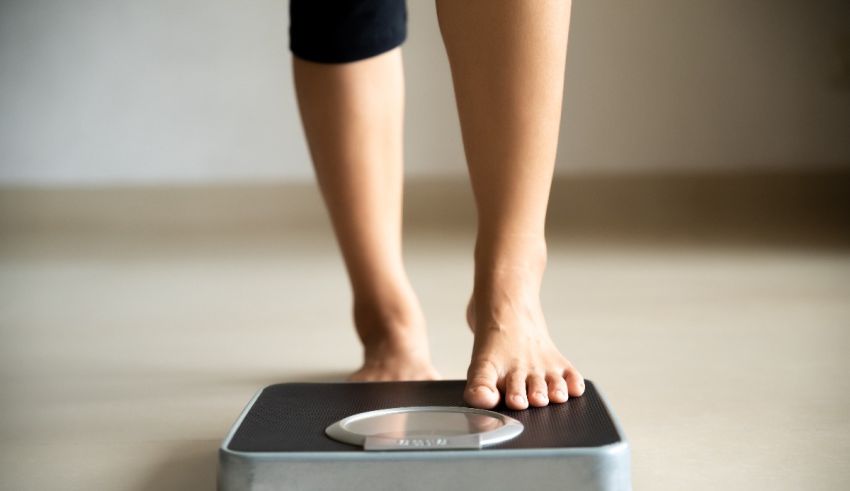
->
[437,0,585,409]
[293,48,438,381]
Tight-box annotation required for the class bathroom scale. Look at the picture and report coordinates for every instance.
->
[218,380,631,491]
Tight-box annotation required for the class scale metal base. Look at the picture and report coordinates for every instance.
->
[218,380,631,491]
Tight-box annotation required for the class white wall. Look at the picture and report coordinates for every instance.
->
[560,0,850,173]
[1,0,848,185]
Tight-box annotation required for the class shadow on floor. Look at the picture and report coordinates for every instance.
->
[277,370,350,383]
[137,371,349,490]
[138,440,219,491]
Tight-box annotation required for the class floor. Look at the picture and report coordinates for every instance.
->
[1,183,849,490]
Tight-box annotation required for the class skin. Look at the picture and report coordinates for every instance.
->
[293,49,439,382]
[292,0,584,410]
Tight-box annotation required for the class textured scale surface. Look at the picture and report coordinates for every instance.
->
[227,380,622,452]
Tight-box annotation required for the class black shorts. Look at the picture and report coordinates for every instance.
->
[289,0,408,64]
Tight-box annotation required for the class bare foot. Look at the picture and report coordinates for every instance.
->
[463,241,585,410]
[347,288,440,382]
[348,338,441,381]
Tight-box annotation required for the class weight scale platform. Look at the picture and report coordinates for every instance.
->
[218,380,631,491]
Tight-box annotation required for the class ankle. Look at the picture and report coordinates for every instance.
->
[353,287,426,349]
[470,234,547,329]
[473,234,547,289]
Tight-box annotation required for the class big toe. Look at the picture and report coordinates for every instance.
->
[464,361,500,409]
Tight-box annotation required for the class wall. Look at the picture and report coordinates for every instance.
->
[0,0,848,185]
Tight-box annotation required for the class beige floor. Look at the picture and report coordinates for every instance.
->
[1,187,849,490]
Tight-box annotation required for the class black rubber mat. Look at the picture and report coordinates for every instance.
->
[227,380,622,452]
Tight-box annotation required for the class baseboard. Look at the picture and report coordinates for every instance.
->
[2,171,848,247]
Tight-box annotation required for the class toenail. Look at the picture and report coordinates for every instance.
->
[474,386,495,394]
[534,391,547,400]
[513,394,527,403]
[556,390,567,399]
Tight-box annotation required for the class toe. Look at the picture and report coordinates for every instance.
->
[505,370,529,410]
[526,373,549,407]
[464,360,500,409]
[546,372,569,403]
[564,367,586,397]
